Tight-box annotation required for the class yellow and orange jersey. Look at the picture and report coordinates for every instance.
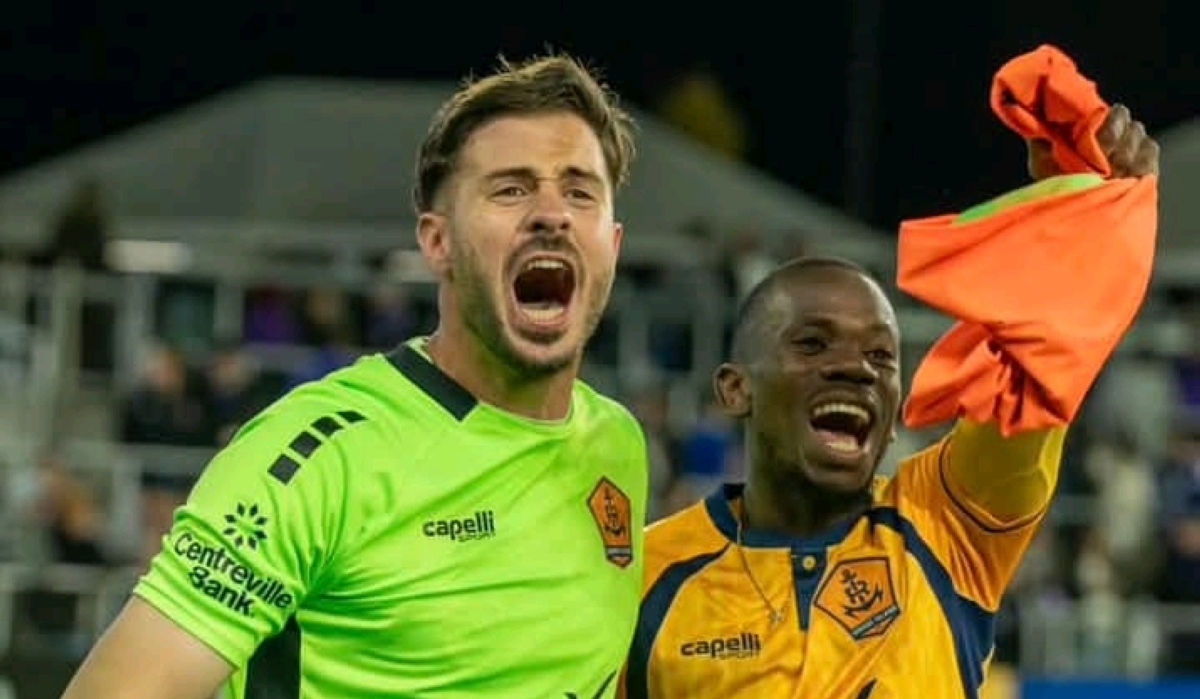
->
[626,425,1061,699]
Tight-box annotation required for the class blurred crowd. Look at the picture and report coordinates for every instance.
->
[1,141,1198,684]
[9,262,1200,678]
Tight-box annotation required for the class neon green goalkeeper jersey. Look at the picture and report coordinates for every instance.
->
[135,339,648,698]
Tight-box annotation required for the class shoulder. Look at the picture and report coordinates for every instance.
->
[874,439,944,502]
[572,381,645,443]
[249,354,457,448]
[212,356,429,489]
[643,499,729,591]
[178,362,411,562]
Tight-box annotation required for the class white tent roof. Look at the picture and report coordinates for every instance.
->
[0,77,892,268]
[1146,118,1200,284]
[1159,118,1200,263]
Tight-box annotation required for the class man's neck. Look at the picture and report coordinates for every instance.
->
[741,462,871,540]
[424,329,576,422]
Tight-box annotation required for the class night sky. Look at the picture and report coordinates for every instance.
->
[2,0,1196,231]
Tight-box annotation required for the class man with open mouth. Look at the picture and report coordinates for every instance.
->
[622,87,1159,698]
[65,54,648,699]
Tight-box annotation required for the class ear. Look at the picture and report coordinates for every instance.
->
[611,221,624,254]
[416,212,452,278]
[713,363,751,419]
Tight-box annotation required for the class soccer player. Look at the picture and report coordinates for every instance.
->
[621,111,1158,697]
[63,54,648,699]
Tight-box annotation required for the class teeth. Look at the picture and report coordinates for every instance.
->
[524,259,567,272]
[521,303,566,322]
[824,435,861,453]
[812,402,870,423]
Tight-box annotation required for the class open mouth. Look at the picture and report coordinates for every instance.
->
[511,257,576,324]
[809,402,874,455]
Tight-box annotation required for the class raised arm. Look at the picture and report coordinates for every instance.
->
[891,95,1158,610]
[936,104,1156,529]
[942,421,1065,527]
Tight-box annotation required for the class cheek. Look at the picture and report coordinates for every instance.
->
[579,231,614,261]
[454,203,514,251]
[450,223,505,274]
[760,388,804,430]
[885,377,903,408]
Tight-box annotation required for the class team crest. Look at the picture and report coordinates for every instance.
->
[814,557,900,640]
[587,477,633,568]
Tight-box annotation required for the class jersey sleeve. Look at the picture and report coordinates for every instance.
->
[889,420,1064,610]
[133,403,356,666]
[624,414,651,543]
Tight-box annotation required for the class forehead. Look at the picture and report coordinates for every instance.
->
[457,112,609,183]
[772,267,898,334]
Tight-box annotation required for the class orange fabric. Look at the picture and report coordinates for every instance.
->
[898,46,1158,435]
[990,44,1111,176]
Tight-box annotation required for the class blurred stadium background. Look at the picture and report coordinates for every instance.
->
[0,3,1199,698]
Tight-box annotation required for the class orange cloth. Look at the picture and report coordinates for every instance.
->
[990,45,1111,176]
[898,45,1158,436]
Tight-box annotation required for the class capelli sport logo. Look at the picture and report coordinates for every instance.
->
[222,502,268,550]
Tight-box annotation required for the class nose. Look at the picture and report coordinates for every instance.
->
[819,353,879,386]
[525,188,573,236]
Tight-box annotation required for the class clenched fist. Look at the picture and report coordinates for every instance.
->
[1027,104,1160,180]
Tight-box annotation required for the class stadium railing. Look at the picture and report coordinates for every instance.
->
[6,259,1188,395]
[2,257,1198,689]
[3,438,1196,676]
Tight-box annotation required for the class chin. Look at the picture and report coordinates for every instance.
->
[507,342,579,376]
[498,283,606,377]
[496,323,584,377]
[800,463,875,496]
[796,444,880,496]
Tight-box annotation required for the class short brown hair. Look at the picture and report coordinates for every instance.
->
[413,54,637,213]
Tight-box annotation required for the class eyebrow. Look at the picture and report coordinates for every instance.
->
[792,315,897,336]
[483,166,606,187]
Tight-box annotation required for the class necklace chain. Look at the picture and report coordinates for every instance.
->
[735,506,785,627]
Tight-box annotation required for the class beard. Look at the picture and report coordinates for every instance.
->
[449,236,611,380]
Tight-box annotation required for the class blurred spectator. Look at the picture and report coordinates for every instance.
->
[17,452,110,661]
[243,286,303,345]
[677,396,738,503]
[34,178,109,272]
[1092,355,1177,460]
[1156,414,1200,674]
[32,453,108,566]
[119,344,211,566]
[1048,425,1099,599]
[649,220,724,372]
[723,228,777,302]
[33,177,117,373]
[998,527,1071,671]
[289,324,358,389]
[628,382,683,522]
[119,344,211,448]
[204,340,281,447]
[1074,530,1126,674]
[1171,299,1200,413]
[301,287,353,345]
[365,278,416,351]
[656,67,747,162]
[1085,428,1158,595]
[290,288,359,388]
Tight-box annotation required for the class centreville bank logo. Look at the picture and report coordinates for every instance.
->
[172,527,293,617]
[222,502,268,550]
